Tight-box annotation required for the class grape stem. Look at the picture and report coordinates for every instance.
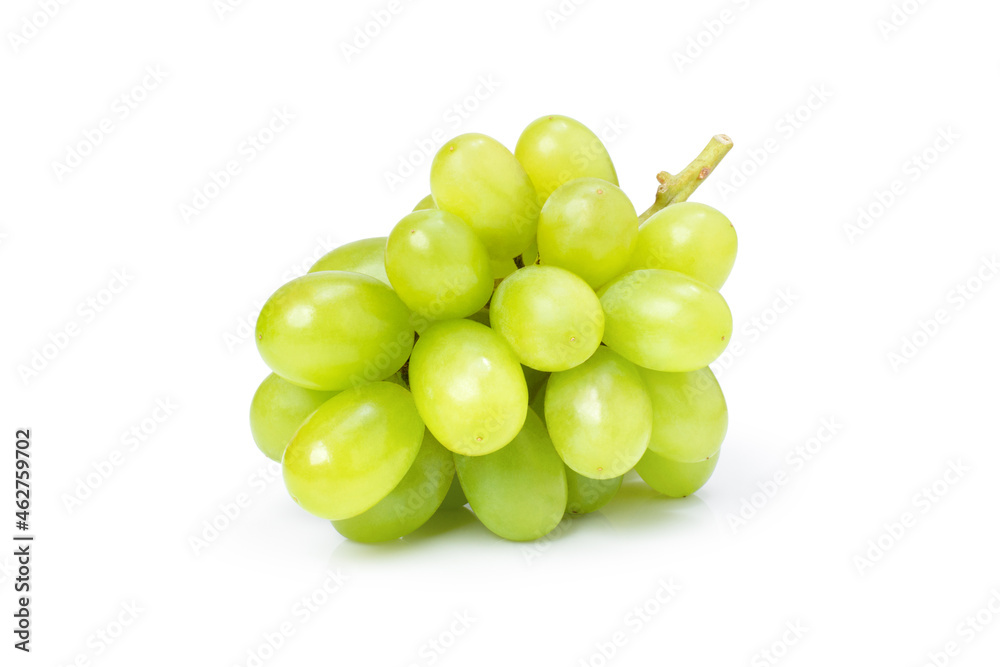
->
[637,134,733,224]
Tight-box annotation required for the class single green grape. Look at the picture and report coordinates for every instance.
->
[537,178,638,288]
[628,202,737,289]
[282,382,424,520]
[409,319,528,456]
[309,237,389,285]
[332,430,454,542]
[635,449,720,498]
[530,377,548,425]
[430,133,540,260]
[385,209,494,321]
[515,114,619,204]
[522,365,550,401]
[566,468,622,515]
[490,238,539,280]
[439,473,468,510]
[413,194,437,211]
[490,265,604,372]
[249,373,339,462]
[492,257,518,280]
[521,237,539,265]
[545,346,652,479]
[256,271,414,390]
[466,309,492,327]
[638,366,728,462]
[385,370,408,388]
[455,408,567,541]
[599,269,732,372]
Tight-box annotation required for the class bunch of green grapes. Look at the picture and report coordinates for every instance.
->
[249,115,738,542]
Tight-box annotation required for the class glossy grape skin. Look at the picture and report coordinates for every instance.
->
[413,194,437,211]
[430,133,540,260]
[332,430,454,542]
[439,473,468,510]
[515,115,619,204]
[409,319,528,456]
[628,203,737,289]
[545,347,652,480]
[566,468,622,515]
[385,209,494,321]
[256,271,414,390]
[490,265,604,372]
[638,367,728,462]
[455,409,567,541]
[599,269,732,372]
[309,237,389,285]
[635,449,720,498]
[249,373,338,462]
[537,178,638,288]
[282,382,424,520]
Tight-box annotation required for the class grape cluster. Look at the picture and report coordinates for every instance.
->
[249,115,737,543]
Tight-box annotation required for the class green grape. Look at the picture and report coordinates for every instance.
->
[249,373,339,462]
[537,178,638,288]
[385,370,408,388]
[566,468,622,515]
[515,115,619,204]
[309,237,389,285]
[466,308,492,327]
[628,202,737,289]
[521,237,539,265]
[430,133,540,260]
[413,194,437,211]
[490,265,604,372]
[256,271,413,390]
[490,238,539,280]
[522,365,550,401]
[282,382,424,520]
[439,473,468,510]
[492,257,518,280]
[332,430,454,542]
[635,449,720,498]
[530,377,548,425]
[599,269,732,372]
[545,347,652,479]
[638,366,728,462]
[385,209,493,321]
[409,319,528,456]
[455,409,567,541]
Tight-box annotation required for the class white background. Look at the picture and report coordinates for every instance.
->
[3,0,1000,665]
